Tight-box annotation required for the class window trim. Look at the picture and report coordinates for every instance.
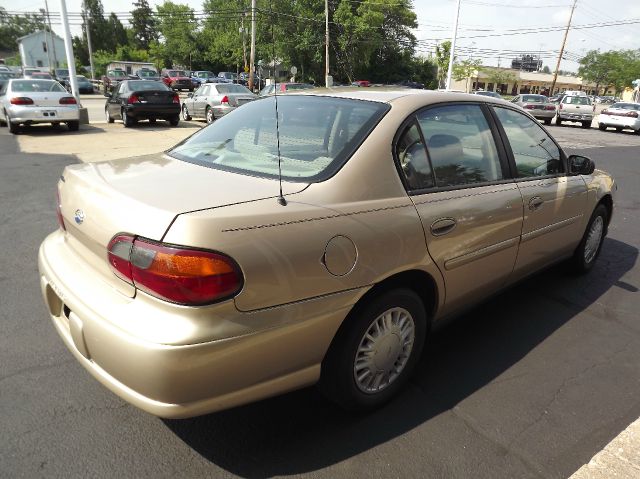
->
[488,105,568,181]
[392,101,515,195]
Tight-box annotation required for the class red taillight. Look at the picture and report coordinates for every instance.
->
[10,97,34,105]
[220,95,229,105]
[524,104,535,109]
[107,235,243,305]
[172,93,179,104]
[59,96,77,105]
[627,111,639,118]
[545,105,556,110]
[55,189,65,231]
[128,94,140,104]
[601,109,609,115]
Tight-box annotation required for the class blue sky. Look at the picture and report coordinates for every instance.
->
[3,0,639,72]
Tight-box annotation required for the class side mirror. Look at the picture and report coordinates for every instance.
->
[103,91,111,98]
[568,154,595,175]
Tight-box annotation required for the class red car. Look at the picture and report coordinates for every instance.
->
[161,70,193,92]
[352,80,370,87]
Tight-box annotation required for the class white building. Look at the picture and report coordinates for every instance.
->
[17,30,65,69]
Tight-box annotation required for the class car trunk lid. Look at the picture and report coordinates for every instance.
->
[132,89,176,104]
[58,153,307,297]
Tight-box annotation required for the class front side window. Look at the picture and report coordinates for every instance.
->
[417,104,504,188]
[169,96,389,182]
[494,107,562,177]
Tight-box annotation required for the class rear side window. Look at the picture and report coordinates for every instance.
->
[417,104,504,188]
[396,123,433,190]
[169,95,389,182]
[493,107,562,177]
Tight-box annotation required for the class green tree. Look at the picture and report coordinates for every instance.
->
[434,41,451,89]
[130,0,158,50]
[156,1,198,69]
[483,68,516,92]
[579,49,640,95]
[453,58,482,92]
[108,12,129,48]
[81,0,111,53]
[0,6,47,53]
[542,65,551,74]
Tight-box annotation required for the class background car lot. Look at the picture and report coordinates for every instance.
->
[1,122,639,478]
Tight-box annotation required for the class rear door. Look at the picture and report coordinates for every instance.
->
[491,106,588,282]
[397,103,524,316]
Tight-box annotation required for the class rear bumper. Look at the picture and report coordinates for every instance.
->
[598,115,640,131]
[558,112,594,121]
[212,105,236,119]
[530,110,556,119]
[125,104,180,119]
[8,105,80,123]
[38,230,359,418]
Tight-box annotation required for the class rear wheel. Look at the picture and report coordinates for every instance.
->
[148,118,157,125]
[615,127,623,132]
[581,121,591,129]
[182,104,192,121]
[205,106,214,124]
[6,114,19,134]
[122,109,135,128]
[67,121,79,131]
[598,124,606,131]
[168,115,180,126]
[319,288,427,410]
[543,118,552,125]
[556,117,563,126]
[569,204,607,274]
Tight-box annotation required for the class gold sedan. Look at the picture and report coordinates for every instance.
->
[38,89,616,418]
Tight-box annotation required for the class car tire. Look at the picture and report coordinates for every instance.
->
[67,121,79,131]
[182,104,192,121]
[569,204,608,275]
[318,288,427,411]
[556,117,562,126]
[206,106,214,124]
[105,108,114,124]
[148,118,157,124]
[168,115,180,127]
[122,109,135,128]
[581,121,591,129]
[615,127,622,132]
[543,118,552,125]
[598,124,606,131]
[6,114,19,134]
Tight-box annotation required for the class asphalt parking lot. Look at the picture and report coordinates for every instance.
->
[1,116,639,478]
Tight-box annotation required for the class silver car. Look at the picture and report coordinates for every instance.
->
[598,102,640,133]
[181,83,256,124]
[0,79,80,134]
[511,94,557,125]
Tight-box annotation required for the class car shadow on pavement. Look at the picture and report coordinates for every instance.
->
[164,237,638,478]
[8,124,107,136]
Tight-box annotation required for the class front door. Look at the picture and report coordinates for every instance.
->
[193,85,209,117]
[397,103,524,317]
[491,106,588,282]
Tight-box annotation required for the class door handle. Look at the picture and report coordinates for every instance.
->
[430,217,457,236]
[528,196,544,210]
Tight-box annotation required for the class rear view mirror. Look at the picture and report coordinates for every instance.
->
[568,154,595,175]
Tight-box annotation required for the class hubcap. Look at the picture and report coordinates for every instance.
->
[207,109,213,123]
[584,215,604,264]
[183,106,188,119]
[354,307,415,394]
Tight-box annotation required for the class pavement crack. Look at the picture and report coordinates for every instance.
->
[0,359,75,384]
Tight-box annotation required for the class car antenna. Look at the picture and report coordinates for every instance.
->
[270,1,287,206]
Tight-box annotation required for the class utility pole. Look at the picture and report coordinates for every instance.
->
[550,0,578,95]
[58,0,80,103]
[445,0,461,90]
[43,0,54,70]
[248,0,256,91]
[325,0,330,87]
[240,13,247,73]
[83,2,95,80]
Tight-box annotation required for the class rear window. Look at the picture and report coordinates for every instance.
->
[612,103,640,111]
[138,70,158,78]
[129,81,169,91]
[169,95,389,182]
[216,84,252,94]
[11,80,66,92]
[111,70,128,78]
[168,70,187,77]
[564,96,590,105]
[522,95,546,103]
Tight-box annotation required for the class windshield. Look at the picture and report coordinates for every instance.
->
[111,70,127,78]
[169,70,187,77]
[55,69,69,76]
[11,80,66,92]
[522,95,546,103]
[138,70,158,77]
[169,96,389,182]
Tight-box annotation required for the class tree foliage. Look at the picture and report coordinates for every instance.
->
[578,49,640,94]
[0,6,46,52]
[130,0,158,50]
[482,68,516,90]
[453,58,482,92]
[155,1,198,69]
[434,41,452,88]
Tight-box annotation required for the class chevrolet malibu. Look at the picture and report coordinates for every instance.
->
[38,89,615,418]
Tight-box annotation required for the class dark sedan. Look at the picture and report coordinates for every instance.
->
[104,80,180,127]
[75,75,95,94]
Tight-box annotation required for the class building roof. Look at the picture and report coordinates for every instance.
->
[17,30,63,42]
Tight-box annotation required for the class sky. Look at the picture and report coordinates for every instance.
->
[2,0,639,73]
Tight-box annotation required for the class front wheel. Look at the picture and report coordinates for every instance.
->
[182,104,192,121]
[105,107,114,123]
[569,204,608,274]
[319,288,427,410]
[205,106,214,124]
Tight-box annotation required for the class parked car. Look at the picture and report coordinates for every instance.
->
[258,82,315,95]
[217,71,238,83]
[556,94,595,128]
[70,75,95,94]
[134,68,160,81]
[0,78,80,133]
[22,67,43,78]
[53,68,70,84]
[30,72,54,80]
[238,72,261,87]
[181,82,256,123]
[39,89,615,418]
[161,69,193,92]
[101,68,129,94]
[104,79,180,127]
[598,102,640,133]
[474,90,501,99]
[352,80,370,87]
[191,71,218,84]
[511,94,557,125]
[548,94,562,104]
